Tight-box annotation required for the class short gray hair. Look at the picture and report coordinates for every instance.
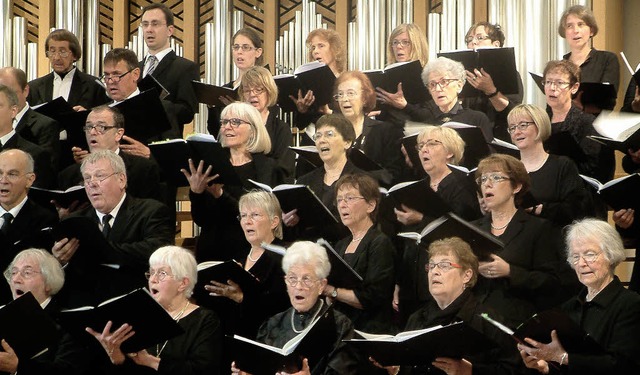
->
[239,190,283,239]
[80,150,126,175]
[219,102,272,154]
[4,249,65,296]
[565,218,626,271]
[422,57,466,85]
[149,246,198,298]
[282,241,331,279]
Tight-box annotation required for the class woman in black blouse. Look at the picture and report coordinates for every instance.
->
[184,102,282,262]
[520,219,640,374]
[507,103,593,227]
[472,154,575,327]
[204,190,289,339]
[559,5,619,114]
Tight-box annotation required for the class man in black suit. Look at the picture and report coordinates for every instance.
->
[52,150,173,305]
[58,105,163,202]
[0,149,58,304]
[0,85,54,188]
[0,67,60,170]
[139,3,199,133]
[26,29,109,110]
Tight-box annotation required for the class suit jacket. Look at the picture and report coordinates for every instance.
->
[2,133,55,188]
[15,108,61,171]
[140,51,200,129]
[353,117,405,187]
[0,198,58,304]
[59,195,174,306]
[27,69,110,109]
[58,150,164,202]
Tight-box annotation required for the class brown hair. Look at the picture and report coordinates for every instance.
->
[306,29,347,74]
[428,237,479,288]
[333,71,377,114]
[45,29,82,60]
[475,154,530,206]
[233,28,264,66]
[465,22,505,47]
[142,3,174,26]
[315,114,356,143]
[335,173,381,221]
[240,66,278,107]
[558,5,598,38]
[543,60,581,86]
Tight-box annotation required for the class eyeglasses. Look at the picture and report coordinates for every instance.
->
[4,267,41,280]
[415,140,443,152]
[83,172,118,186]
[237,212,264,221]
[45,50,71,58]
[312,130,337,142]
[426,261,463,272]
[100,69,135,84]
[569,252,600,265]
[465,34,490,44]
[243,87,266,95]
[333,90,360,101]
[392,39,411,47]
[140,21,166,28]
[476,173,511,186]
[232,44,258,52]
[284,275,319,288]
[507,121,536,134]
[145,269,173,281]
[83,124,119,134]
[0,171,32,182]
[221,118,250,128]
[336,196,364,205]
[426,78,459,91]
[542,80,571,90]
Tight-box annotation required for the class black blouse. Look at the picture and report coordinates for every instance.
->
[563,48,620,110]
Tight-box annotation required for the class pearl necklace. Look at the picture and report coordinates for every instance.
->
[290,299,324,334]
[247,248,261,262]
[491,211,517,231]
[156,301,190,357]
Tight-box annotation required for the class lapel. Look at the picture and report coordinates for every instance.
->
[2,133,18,150]
[42,73,55,102]
[496,210,527,248]
[150,50,176,78]
[109,196,131,240]
[67,70,87,106]
[14,108,35,134]
[341,226,376,270]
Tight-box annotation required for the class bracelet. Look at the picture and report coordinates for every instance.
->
[486,89,499,98]
[560,352,568,365]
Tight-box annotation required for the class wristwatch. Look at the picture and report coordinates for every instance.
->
[330,288,338,298]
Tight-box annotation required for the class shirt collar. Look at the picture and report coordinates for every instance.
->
[53,67,77,81]
[0,129,16,145]
[1,195,29,217]
[95,192,127,223]
[13,103,29,129]
[146,47,172,64]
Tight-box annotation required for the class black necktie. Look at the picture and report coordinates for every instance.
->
[102,214,113,238]
[1,212,13,234]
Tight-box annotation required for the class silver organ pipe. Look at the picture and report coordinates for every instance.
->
[85,0,100,77]
[12,17,26,71]
[0,0,11,69]
[55,0,84,69]
[27,43,37,81]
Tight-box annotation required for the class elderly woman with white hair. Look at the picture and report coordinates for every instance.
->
[184,101,283,262]
[519,219,640,374]
[233,241,360,375]
[401,57,493,142]
[0,249,90,374]
[88,245,221,374]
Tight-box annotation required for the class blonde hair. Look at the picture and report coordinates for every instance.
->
[240,66,278,108]
[417,125,465,165]
[306,28,347,74]
[387,23,429,67]
[507,104,552,142]
[239,190,283,239]
[220,102,272,154]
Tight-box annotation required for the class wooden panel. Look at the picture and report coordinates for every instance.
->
[99,0,115,46]
[12,0,40,43]
[129,0,186,45]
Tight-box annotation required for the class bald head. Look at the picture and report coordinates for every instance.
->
[0,149,36,210]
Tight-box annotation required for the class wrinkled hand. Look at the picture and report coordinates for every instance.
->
[627,147,640,164]
[86,321,135,365]
[290,90,315,113]
[0,339,18,373]
[400,144,413,168]
[72,105,88,112]
[52,199,88,220]
[72,146,89,164]
[432,357,472,375]
[613,208,634,229]
[376,83,407,109]
[369,356,399,374]
[128,349,160,370]
[52,237,80,265]
[230,361,249,374]
[120,135,151,158]
[518,330,566,369]
[276,358,311,375]
[181,159,222,197]
[465,68,496,95]
[519,347,550,374]
[394,204,423,226]
[478,254,510,279]
[282,209,299,227]
[205,279,244,303]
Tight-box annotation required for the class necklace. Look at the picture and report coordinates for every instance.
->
[247,248,261,262]
[156,300,190,357]
[526,153,549,172]
[491,211,516,231]
[290,299,324,334]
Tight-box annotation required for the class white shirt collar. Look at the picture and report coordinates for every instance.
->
[0,195,29,218]
[146,47,172,64]
[13,103,30,129]
[0,129,16,145]
[96,192,127,225]
[110,88,141,106]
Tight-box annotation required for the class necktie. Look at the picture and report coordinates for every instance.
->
[1,212,13,234]
[146,55,158,76]
[102,214,113,238]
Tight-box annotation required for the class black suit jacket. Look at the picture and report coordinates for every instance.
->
[140,51,200,129]
[15,108,61,170]
[57,150,164,202]
[59,195,174,306]
[2,133,55,188]
[27,69,110,109]
[0,198,58,304]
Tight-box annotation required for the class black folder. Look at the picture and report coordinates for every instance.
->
[191,81,238,107]
[248,180,339,228]
[58,288,184,353]
[290,146,322,168]
[149,135,242,187]
[398,213,503,261]
[380,179,451,218]
[194,260,260,299]
[32,97,76,120]
[347,321,496,366]
[0,292,59,359]
[138,74,170,100]
[232,303,336,375]
[589,110,640,152]
[364,60,430,104]
[274,62,336,112]
[576,82,617,109]
[317,238,363,289]
[58,109,90,150]
[437,48,519,97]
[579,173,640,210]
[50,216,111,266]
[28,185,88,209]
[544,131,588,162]
[349,148,384,172]
[113,88,172,144]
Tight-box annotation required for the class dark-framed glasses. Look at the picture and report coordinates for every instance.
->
[220,118,250,128]
[83,124,118,134]
[243,87,266,95]
[426,261,463,272]
[232,44,257,52]
[542,80,571,90]
[465,34,490,44]
[100,68,135,84]
[427,78,459,91]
